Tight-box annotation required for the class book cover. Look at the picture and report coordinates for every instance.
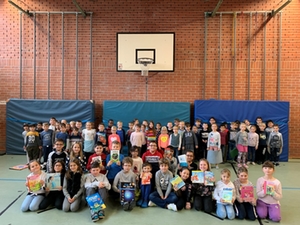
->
[46,173,61,191]
[170,175,185,189]
[27,174,42,192]
[9,164,28,170]
[120,182,135,205]
[86,192,106,212]
[204,171,214,186]
[178,154,188,167]
[241,185,254,201]
[91,156,102,165]
[141,172,151,185]
[110,150,120,162]
[222,187,233,204]
[191,171,204,183]
[263,181,275,195]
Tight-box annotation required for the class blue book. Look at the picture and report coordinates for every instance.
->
[120,182,135,205]
[86,192,106,212]
[178,154,188,167]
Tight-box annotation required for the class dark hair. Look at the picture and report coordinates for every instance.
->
[130,146,140,152]
[66,159,83,179]
[94,142,103,147]
[142,162,152,169]
[237,166,248,175]
[55,138,64,144]
[90,161,101,169]
[53,160,66,174]
[159,158,170,167]
[262,160,275,169]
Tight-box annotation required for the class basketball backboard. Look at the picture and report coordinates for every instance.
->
[117,32,175,72]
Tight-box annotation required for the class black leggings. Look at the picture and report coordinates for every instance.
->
[194,195,213,213]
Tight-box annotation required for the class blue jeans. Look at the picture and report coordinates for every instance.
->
[21,194,44,212]
[216,203,235,220]
[248,146,256,162]
[149,191,178,208]
[141,184,151,201]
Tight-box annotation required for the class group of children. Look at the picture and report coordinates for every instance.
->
[20,117,283,222]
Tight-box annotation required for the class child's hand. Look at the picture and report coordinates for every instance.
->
[107,160,113,166]
[68,197,75,203]
[40,180,45,186]
[181,185,186,191]
[116,161,121,166]
[98,182,105,188]
[220,198,225,203]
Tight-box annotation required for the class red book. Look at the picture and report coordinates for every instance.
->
[241,185,254,201]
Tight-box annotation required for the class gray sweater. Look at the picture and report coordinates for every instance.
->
[112,170,136,193]
[155,170,173,198]
[85,173,111,190]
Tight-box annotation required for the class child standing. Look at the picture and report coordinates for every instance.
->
[47,139,68,173]
[158,126,169,153]
[39,160,66,210]
[207,123,222,169]
[236,123,249,168]
[267,124,283,166]
[213,168,236,220]
[62,159,84,212]
[116,121,126,149]
[193,158,215,213]
[256,123,268,164]
[69,127,83,147]
[130,124,145,156]
[137,162,152,208]
[21,160,46,212]
[55,123,70,152]
[228,122,238,161]
[199,122,209,159]
[25,124,42,162]
[219,124,229,163]
[95,123,107,149]
[85,161,111,221]
[82,121,96,160]
[169,125,181,158]
[40,122,54,167]
[125,121,134,153]
[87,142,106,173]
[148,158,178,211]
[173,167,192,211]
[182,123,198,153]
[130,146,143,177]
[66,142,87,173]
[112,157,137,211]
[256,161,282,222]
[233,166,256,220]
[145,120,157,148]
[247,125,259,165]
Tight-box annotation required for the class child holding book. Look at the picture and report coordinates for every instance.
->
[85,162,111,221]
[112,157,136,211]
[233,166,256,220]
[39,160,66,210]
[62,159,84,212]
[256,161,282,222]
[21,160,46,212]
[173,167,192,211]
[192,158,215,213]
[87,142,106,174]
[213,168,236,220]
[137,162,152,208]
[148,158,178,211]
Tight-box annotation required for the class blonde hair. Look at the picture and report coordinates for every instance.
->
[70,142,84,160]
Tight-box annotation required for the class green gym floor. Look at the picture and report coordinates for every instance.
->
[0,155,299,225]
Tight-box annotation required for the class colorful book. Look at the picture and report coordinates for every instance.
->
[91,156,102,165]
[141,172,151,185]
[120,182,135,205]
[46,173,61,191]
[110,150,120,162]
[222,187,233,204]
[9,164,28,170]
[241,185,254,201]
[263,181,275,195]
[204,171,214,186]
[27,174,42,192]
[191,171,204,183]
[170,175,185,189]
[86,192,106,213]
[178,154,188,167]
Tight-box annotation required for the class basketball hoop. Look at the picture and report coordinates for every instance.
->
[137,57,154,76]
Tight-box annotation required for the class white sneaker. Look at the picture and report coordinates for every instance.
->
[216,165,219,169]
[247,161,251,165]
[148,201,157,207]
[167,203,177,212]
[252,162,256,165]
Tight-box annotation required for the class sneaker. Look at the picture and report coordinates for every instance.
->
[148,201,157,207]
[136,199,143,206]
[275,162,280,166]
[252,162,256,165]
[247,161,251,165]
[216,165,219,169]
[167,203,177,212]
[91,213,99,222]
[98,210,105,219]
[123,202,130,211]
[141,201,148,208]
[128,200,134,211]
[243,164,248,168]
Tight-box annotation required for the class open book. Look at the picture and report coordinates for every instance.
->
[191,171,214,186]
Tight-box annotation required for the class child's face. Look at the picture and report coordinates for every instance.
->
[73,130,79,135]
[149,143,157,153]
[259,124,266,131]
[29,126,36,131]
[98,124,104,131]
[43,124,49,131]
[180,169,190,181]
[123,163,132,172]
[70,122,75,128]
[37,124,42,130]
[141,125,145,132]
[72,144,81,154]
[117,122,122,129]
[29,161,41,173]
[86,123,92,130]
[192,126,197,133]
[195,121,201,127]
[221,173,230,184]
[69,162,79,172]
[135,126,141,132]
[244,120,250,126]
[128,123,133,129]
[156,124,161,130]
[143,166,152,173]
[149,122,154,129]
[263,166,274,176]
[250,127,256,133]
[54,162,63,173]
[209,118,216,124]
[238,172,248,183]
[203,123,208,129]
[130,150,139,158]
[60,126,66,132]
[111,127,117,134]
[161,129,167,134]
[273,126,279,132]
[173,126,178,134]
[220,126,225,132]
[186,152,194,163]
[159,164,169,173]
[211,124,217,131]
[94,146,103,155]
[76,122,82,128]
[268,122,274,128]
[90,167,101,176]
[256,118,262,125]
[55,142,64,151]
[108,120,114,127]
[23,126,29,131]
[179,122,185,129]
[199,160,208,171]
[167,122,173,129]
[111,143,120,150]
[240,124,246,131]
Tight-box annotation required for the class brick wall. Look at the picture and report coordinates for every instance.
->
[0,0,299,157]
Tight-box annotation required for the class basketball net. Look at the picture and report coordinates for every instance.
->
[138,58,154,76]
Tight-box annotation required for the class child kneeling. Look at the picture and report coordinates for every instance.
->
[85,161,111,222]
